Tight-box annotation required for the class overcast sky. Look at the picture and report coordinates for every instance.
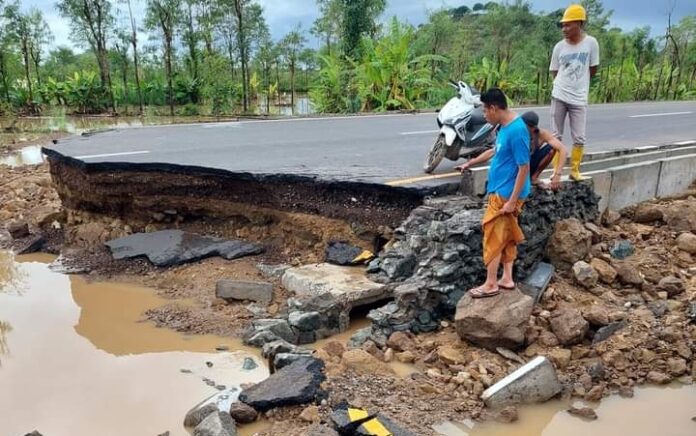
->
[19,0,696,51]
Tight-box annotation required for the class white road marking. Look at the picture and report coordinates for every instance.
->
[400,129,439,136]
[673,140,696,145]
[629,111,693,118]
[75,150,151,159]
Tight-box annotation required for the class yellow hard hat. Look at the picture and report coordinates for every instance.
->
[561,4,587,23]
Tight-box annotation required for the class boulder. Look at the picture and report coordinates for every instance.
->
[215,280,273,304]
[676,233,696,254]
[455,290,533,350]
[583,305,610,327]
[239,357,326,412]
[481,356,562,408]
[590,258,617,284]
[105,229,263,267]
[633,204,664,223]
[184,403,219,428]
[192,411,237,436]
[386,331,416,352]
[289,311,322,331]
[341,349,395,376]
[550,307,589,346]
[614,262,643,286]
[247,319,297,345]
[7,221,29,239]
[229,402,257,424]
[609,240,634,260]
[572,261,598,288]
[546,219,592,270]
[325,241,364,265]
[658,276,685,297]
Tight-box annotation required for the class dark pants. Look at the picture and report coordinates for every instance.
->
[530,143,556,181]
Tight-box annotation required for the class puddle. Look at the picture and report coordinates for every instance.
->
[0,145,45,167]
[434,384,696,436]
[0,252,269,436]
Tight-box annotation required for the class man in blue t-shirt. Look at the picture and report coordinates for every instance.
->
[456,88,530,298]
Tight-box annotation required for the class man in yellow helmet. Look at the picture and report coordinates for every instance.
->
[549,4,599,180]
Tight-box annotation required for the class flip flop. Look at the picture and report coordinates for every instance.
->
[498,283,516,290]
[470,286,501,299]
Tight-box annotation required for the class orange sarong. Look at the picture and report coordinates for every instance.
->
[482,194,525,265]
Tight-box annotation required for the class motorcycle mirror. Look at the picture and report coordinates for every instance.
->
[448,79,459,88]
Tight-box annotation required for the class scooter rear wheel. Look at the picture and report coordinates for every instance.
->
[423,134,447,174]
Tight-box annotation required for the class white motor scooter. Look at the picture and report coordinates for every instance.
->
[423,80,497,173]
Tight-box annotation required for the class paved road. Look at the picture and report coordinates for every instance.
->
[45,100,696,188]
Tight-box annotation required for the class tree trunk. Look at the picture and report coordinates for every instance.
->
[21,41,34,105]
[234,1,248,112]
[655,58,665,100]
[290,61,295,115]
[186,2,198,80]
[122,60,129,114]
[127,0,144,115]
[689,64,696,91]
[31,54,42,88]
[165,36,175,116]
[0,51,9,102]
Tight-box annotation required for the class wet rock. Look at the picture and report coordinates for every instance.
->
[192,411,237,436]
[229,402,257,424]
[244,330,279,347]
[583,305,610,327]
[609,239,634,260]
[668,358,688,376]
[658,276,685,297]
[572,261,598,288]
[7,221,29,239]
[585,384,604,402]
[106,230,263,267]
[274,353,314,370]
[12,234,45,254]
[633,204,664,223]
[387,331,416,352]
[567,406,597,421]
[248,319,297,345]
[241,357,258,371]
[325,241,364,265]
[262,339,311,360]
[546,219,592,270]
[676,232,696,254]
[592,321,627,345]
[550,307,589,346]
[647,371,672,385]
[299,405,320,423]
[288,311,322,332]
[482,356,562,408]
[455,290,533,350]
[341,349,395,376]
[184,403,219,428]
[590,258,617,284]
[216,280,273,304]
[348,327,372,348]
[494,406,519,423]
[614,262,643,286]
[239,357,326,412]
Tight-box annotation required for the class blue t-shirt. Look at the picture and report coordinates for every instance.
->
[487,117,531,200]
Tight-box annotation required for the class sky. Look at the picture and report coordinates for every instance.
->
[19,0,696,51]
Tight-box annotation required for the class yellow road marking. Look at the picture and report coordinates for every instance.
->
[386,171,461,187]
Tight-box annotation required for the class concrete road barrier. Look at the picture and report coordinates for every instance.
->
[657,154,696,197]
[608,160,661,210]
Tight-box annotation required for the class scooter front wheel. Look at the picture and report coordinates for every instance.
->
[424,134,447,173]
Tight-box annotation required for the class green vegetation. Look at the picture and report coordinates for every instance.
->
[0,0,694,116]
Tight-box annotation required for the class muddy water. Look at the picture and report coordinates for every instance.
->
[0,145,45,166]
[0,252,270,436]
[435,384,696,436]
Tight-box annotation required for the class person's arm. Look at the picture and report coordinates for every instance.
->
[502,164,529,213]
[456,148,495,172]
[589,37,600,78]
[549,43,560,79]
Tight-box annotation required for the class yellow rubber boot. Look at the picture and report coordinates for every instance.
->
[569,145,586,181]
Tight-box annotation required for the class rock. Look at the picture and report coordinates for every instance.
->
[614,262,643,286]
[275,353,315,370]
[192,411,237,436]
[305,424,340,436]
[633,204,664,223]
[481,356,562,408]
[437,345,467,365]
[22,432,43,436]
[590,258,617,284]
[387,331,416,352]
[647,371,672,385]
[12,234,45,254]
[383,348,394,362]
[239,357,325,412]
[592,321,627,345]
[244,330,279,347]
[567,406,597,421]
[587,362,606,381]
[248,319,297,345]
[518,262,555,304]
[348,327,372,348]
[658,276,685,297]
[216,280,273,304]
[262,339,310,360]
[585,384,604,402]
[550,307,589,346]
[325,241,365,265]
[583,305,610,327]
[572,261,598,288]
[257,263,291,279]
[289,311,322,331]
[229,402,257,424]
[322,341,346,358]
[676,233,696,254]
[546,219,592,269]
[496,347,526,364]
[609,240,634,260]
[547,348,572,369]
[494,406,519,423]
[242,357,258,370]
[602,209,621,226]
[455,290,533,351]
[396,351,416,364]
[105,230,263,267]
[7,221,29,239]
[341,349,395,376]
[668,358,688,376]
[299,405,320,423]
[184,403,219,428]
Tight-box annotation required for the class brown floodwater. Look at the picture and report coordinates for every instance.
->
[0,252,270,436]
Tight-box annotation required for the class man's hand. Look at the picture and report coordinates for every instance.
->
[455,161,472,173]
[550,173,562,190]
[501,200,517,214]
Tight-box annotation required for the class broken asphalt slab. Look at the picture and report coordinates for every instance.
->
[105,229,263,267]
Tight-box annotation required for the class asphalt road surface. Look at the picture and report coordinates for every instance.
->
[45,100,696,188]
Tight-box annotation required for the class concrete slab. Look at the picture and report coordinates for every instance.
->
[608,160,661,210]
[585,170,612,213]
[281,263,388,307]
[519,262,555,304]
[481,356,562,408]
[656,154,696,197]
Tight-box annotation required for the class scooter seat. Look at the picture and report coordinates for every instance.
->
[468,107,487,130]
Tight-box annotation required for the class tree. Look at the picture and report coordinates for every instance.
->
[114,29,130,109]
[280,26,307,114]
[311,0,341,56]
[182,0,198,80]
[123,0,144,114]
[57,0,116,112]
[27,9,52,88]
[340,0,385,59]
[146,0,182,116]
[0,0,12,102]
[255,30,276,113]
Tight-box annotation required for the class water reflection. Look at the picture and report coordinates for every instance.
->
[0,320,12,364]
[0,145,45,167]
[0,251,26,294]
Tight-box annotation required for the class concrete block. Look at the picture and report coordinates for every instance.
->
[657,154,696,197]
[666,145,696,158]
[608,160,661,210]
[216,280,273,304]
[585,170,612,213]
[460,167,489,196]
[519,262,555,304]
[481,356,562,408]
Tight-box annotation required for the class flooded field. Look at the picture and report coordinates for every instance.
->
[0,251,269,436]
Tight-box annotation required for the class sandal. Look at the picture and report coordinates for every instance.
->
[470,286,501,299]
[498,282,516,290]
